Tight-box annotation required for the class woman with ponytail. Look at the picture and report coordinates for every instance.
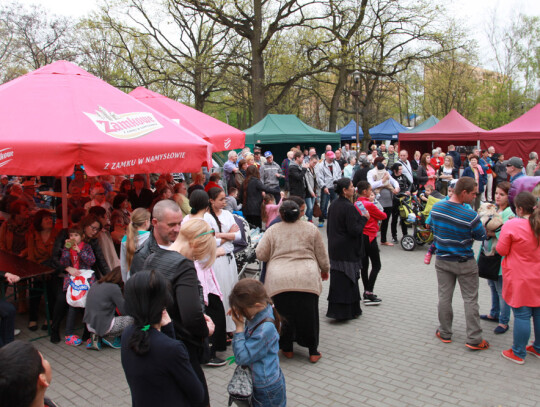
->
[204,187,241,334]
[497,191,540,364]
[121,270,204,407]
[120,208,150,282]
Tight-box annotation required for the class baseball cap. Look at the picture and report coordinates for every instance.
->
[264,151,273,158]
[326,151,335,159]
[1,175,7,179]
[133,174,145,182]
[505,157,524,169]
[22,180,35,187]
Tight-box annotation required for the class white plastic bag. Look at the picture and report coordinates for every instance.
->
[66,269,94,308]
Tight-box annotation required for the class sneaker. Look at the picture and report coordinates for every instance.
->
[102,336,122,349]
[465,339,490,351]
[363,292,382,306]
[526,345,540,359]
[65,335,82,346]
[435,329,452,343]
[381,242,394,246]
[205,357,227,367]
[14,329,21,336]
[501,349,524,364]
[318,222,324,228]
[86,334,102,351]
[424,252,432,265]
[391,238,398,244]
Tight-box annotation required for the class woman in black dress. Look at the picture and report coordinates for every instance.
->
[326,178,368,320]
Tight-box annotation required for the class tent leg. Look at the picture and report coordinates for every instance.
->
[61,177,68,229]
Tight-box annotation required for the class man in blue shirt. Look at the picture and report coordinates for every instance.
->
[506,156,525,183]
[428,177,489,351]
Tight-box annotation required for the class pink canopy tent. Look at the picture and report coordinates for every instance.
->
[0,61,212,177]
[129,87,245,153]
[399,109,486,155]
[481,104,540,162]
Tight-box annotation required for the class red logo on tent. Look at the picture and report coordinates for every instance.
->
[0,148,14,168]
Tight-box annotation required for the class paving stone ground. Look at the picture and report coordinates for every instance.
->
[17,226,539,407]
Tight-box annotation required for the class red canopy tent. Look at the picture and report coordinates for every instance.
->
[129,87,245,153]
[0,61,212,177]
[481,104,540,162]
[399,109,486,156]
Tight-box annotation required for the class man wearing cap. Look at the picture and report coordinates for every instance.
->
[128,175,154,210]
[253,147,263,167]
[315,150,341,227]
[84,186,112,212]
[506,157,525,183]
[260,151,284,203]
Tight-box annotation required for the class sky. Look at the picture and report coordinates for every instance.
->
[16,0,540,70]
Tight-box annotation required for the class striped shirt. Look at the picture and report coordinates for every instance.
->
[427,200,486,260]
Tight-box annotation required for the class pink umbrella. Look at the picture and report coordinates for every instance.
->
[129,87,245,152]
[0,61,212,176]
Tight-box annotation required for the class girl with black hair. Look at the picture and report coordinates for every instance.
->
[121,270,205,407]
[242,165,273,228]
[326,178,368,320]
[204,187,241,334]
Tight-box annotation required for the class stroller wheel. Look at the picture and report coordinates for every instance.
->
[401,235,416,251]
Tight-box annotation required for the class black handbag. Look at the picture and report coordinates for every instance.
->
[477,250,501,280]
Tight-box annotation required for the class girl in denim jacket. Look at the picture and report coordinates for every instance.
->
[229,279,286,407]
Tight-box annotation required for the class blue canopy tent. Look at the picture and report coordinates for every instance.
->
[402,115,439,133]
[369,118,408,141]
[337,119,364,141]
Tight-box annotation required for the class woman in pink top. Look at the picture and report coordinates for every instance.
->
[496,191,540,364]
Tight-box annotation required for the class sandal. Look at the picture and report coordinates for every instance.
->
[65,335,82,346]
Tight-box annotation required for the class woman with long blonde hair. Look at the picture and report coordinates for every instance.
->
[120,208,150,282]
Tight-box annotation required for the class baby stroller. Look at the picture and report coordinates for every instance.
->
[398,194,439,251]
[232,214,264,279]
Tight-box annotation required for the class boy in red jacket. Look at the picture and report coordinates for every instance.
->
[355,181,387,305]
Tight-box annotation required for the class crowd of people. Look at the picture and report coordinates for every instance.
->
[0,141,539,406]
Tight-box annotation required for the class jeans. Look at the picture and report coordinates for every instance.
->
[0,299,16,347]
[305,196,315,221]
[379,207,393,243]
[319,188,336,222]
[361,235,381,293]
[435,258,483,344]
[494,276,511,326]
[511,306,540,359]
[487,279,500,318]
[253,371,286,407]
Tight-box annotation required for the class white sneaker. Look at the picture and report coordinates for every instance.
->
[14,329,21,336]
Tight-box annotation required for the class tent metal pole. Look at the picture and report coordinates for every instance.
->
[61,176,68,229]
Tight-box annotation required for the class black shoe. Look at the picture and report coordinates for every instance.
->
[205,357,227,367]
[363,292,382,306]
[28,322,38,332]
[50,331,61,344]
[391,238,398,244]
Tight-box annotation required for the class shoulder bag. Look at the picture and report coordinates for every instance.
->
[477,248,501,281]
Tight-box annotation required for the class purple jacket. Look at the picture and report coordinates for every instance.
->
[509,176,540,206]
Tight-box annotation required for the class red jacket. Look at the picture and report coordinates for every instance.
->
[430,156,443,171]
[356,197,387,241]
[497,218,540,308]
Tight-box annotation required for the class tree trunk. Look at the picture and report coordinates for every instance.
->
[251,0,265,122]
[328,66,348,132]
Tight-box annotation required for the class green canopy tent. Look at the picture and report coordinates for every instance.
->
[402,115,439,133]
[243,114,341,160]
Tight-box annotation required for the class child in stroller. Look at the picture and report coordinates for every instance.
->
[397,192,439,251]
